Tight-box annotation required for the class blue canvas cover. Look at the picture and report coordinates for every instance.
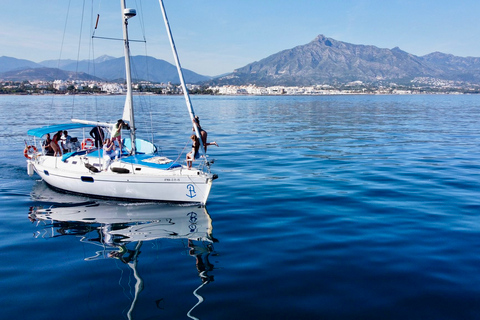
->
[28,123,96,138]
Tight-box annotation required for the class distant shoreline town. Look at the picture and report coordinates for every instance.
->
[4,35,480,95]
[2,78,480,96]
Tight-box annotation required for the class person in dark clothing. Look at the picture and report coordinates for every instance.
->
[90,126,105,148]
[186,134,200,169]
[192,116,218,152]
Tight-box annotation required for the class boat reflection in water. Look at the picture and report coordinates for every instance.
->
[28,198,218,320]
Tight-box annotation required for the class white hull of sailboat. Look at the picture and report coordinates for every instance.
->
[29,155,213,205]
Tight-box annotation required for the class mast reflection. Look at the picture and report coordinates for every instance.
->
[28,201,218,320]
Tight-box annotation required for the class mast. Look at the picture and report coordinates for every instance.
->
[121,0,136,154]
[158,0,206,157]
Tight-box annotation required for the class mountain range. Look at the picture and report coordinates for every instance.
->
[213,35,480,86]
[0,55,211,83]
[2,34,480,86]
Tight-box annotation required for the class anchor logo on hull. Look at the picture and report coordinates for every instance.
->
[186,184,197,198]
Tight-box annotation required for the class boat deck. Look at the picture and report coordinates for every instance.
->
[120,154,182,170]
[61,149,181,170]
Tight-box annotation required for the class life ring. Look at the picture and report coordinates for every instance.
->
[81,138,95,150]
[24,145,38,159]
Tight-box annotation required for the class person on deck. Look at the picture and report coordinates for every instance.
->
[111,119,127,156]
[43,133,52,155]
[186,134,200,169]
[90,126,104,148]
[61,130,72,153]
[50,131,63,157]
[192,116,218,153]
[102,138,117,172]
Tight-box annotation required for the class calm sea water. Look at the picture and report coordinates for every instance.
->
[1,94,480,319]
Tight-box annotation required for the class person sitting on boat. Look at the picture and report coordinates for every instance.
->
[60,130,72,153]
[111,119,127,155]
[90,126,104,148]
[50,131,63,157]
[102,138,118,172]
[70,136,80,151]
[193,116,218,153]
[42,133,53,155]
[186,134,200,169]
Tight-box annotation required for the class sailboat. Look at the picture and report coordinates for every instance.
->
[24,0,217,205]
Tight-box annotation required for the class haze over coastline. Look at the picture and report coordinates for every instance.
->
[3,0,480,76]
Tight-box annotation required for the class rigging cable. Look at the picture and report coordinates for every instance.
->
[88,0,100,120]
[57,0,72,70]
[51,0,73,125]
[137,0,159,151]
[71,0,87,116]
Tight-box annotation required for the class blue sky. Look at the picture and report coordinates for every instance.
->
[3,0,480,76]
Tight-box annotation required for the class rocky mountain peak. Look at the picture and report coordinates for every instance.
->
[214,34,480,86]
[313,34,335,47]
